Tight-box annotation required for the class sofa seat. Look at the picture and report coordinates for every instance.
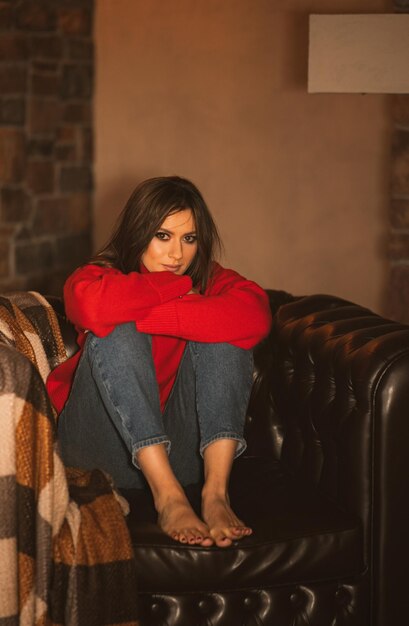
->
[125,456,363,594]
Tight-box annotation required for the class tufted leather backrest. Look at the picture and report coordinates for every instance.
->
[244,289,296,459]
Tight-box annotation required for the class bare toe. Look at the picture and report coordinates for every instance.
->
[231,524,252,537]
[200,536,214,547]
[157,496,212,546]
[201,494,252,548]
[212,530,233,548]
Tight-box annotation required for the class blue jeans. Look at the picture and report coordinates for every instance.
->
[58,323,254,489]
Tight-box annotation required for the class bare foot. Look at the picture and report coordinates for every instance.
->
[157,494,214,547]
[201,493,252,548]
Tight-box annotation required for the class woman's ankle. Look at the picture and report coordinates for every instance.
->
[136,443,187,511]
[153,483,188,512]
[201,483,229,503]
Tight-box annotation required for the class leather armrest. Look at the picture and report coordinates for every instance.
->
[270,293,409,619]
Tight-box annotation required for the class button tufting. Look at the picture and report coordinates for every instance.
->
[243,595,255,609]
[150,600,169,620]
[335,587,350,607]
[198,598,211,614]
[290,590,304,609]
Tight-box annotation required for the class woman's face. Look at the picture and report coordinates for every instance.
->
[141,209,198,274]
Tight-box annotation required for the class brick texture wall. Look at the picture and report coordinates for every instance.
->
[0,0,93,295]
[387,0,409,321]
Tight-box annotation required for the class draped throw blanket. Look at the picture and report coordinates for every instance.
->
[0,291,139,626]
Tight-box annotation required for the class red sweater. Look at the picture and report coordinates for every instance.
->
[46,262,272,414]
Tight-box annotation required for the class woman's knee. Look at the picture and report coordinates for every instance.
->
[88,322,149,349]
[190,341,253,369]
[86,322,152,365]
[188,342,254,398]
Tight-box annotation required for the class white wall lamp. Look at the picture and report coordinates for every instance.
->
[308,14,409,94]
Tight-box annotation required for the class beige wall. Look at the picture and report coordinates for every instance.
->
[95,0,391,312]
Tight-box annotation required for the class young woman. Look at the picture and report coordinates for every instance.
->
[47,176,271,548]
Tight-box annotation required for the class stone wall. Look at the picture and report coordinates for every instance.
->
[387,0,409,321]
[0,0,93,295]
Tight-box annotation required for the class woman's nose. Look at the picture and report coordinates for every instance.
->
[169,240,183,260]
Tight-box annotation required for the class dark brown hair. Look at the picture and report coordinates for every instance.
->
[91,176,222,292]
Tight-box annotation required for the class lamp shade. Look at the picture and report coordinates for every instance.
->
[308,14,409,93]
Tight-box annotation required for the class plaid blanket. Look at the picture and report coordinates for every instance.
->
[0,291,139,626]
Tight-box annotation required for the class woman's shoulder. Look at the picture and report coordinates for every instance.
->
[206,262,249,294]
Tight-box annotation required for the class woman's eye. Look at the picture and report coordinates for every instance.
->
[184,235,197,244]
[155,231,169,241]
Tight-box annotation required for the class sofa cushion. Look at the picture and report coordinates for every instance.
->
[124,457,363,593]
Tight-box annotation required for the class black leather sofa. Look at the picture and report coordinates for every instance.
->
[50,289,409,626]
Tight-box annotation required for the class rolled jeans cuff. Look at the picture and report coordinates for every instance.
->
[132,436,171,469]
[199,432,247,459]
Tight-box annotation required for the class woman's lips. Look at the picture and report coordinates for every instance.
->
[162,264,182,272]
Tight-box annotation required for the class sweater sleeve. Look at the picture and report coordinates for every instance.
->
[137,264,272,349]
[64,264,192,336]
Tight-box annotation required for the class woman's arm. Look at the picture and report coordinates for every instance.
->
[64,264,192,336]
[137,264,272,349]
